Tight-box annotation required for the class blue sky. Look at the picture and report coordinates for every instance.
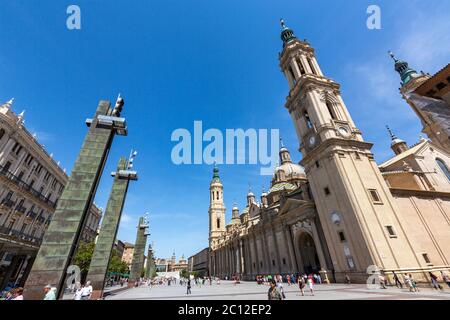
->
[0,0,449,260]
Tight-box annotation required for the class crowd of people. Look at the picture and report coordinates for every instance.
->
[1,270,450,300]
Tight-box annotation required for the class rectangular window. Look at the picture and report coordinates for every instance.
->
[338,231,346,242]
[272,259,275,266]
[315,161,320,168]
[422,253,431,264]
[369,189,382,204]
[324,187,330,196]
[282,258,286,265]
[355,152,361,160]
[386,225,396,237]
[346,257,355,269]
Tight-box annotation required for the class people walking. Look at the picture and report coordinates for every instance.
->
[409,274,419,292]
[80,281,93,300]
[345,274,351,284]
[429,272,443,290]
[307,275,315,296]
[73,282,83,300]
[441,271,450,288]
[298,276,305,296]
[12,287,24,300]
[187,279,192,295]
[276,280,286,299]
[379,273,387,289]
[43,285,56,300]
[392,271,403,288]
[268,280,283,300]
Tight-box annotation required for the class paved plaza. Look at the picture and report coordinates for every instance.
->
[105,281,450,300]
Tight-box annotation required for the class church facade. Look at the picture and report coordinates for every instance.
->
[207,20,450,284]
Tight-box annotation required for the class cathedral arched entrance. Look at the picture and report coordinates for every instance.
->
[297,232,320,274]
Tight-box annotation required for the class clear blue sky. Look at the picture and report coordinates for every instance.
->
[0,0,449,260]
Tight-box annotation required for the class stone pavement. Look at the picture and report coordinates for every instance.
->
[105,281,450,300]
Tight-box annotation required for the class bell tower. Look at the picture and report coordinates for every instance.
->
[279,20,422,282]
[208,164,225,248]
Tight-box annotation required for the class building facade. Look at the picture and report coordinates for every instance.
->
[121,242,135,266]
[188,247,209,277]
[154,252,188,273]
[0,100,102,290]
[208,21,450,284]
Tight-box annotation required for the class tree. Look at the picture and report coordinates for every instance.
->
[108,252,129,274]
[73,241,95,282]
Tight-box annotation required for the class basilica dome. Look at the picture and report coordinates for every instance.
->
[272,145,306,185]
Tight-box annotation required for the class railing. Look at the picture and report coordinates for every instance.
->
[26,210,38,219]
[16,205,27,213]
[0,225,42,246]
[0,165,57,209]
[1,199,15,208]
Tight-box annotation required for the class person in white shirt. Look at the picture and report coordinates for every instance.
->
[12,287,24,300]
[80,281,93,300]
[73,282,83,300]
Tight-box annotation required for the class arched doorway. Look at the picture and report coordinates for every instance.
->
[298,232,320,274]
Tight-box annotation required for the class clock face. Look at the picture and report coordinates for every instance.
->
[309,135,316,146]
[339,127,349,136]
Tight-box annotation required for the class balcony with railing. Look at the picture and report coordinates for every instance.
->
[0,165,57,209]
[26,210,38,219]
[0,225,42,247]
[1,198,15,208]
[15,204,27,214]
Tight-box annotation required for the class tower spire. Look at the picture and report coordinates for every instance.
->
[388,51,418,85]
[386,125,397,141]
[280,18,297,46]
[386,125,408,155]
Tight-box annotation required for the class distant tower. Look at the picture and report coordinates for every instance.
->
[386,125,408,155]
[208,164,226,248]
[389,52,450,153]
[279,20,420,282]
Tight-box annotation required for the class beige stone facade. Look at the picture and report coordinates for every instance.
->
[0,99,102,290]
[208,21,450,284]
[154,252,188,272]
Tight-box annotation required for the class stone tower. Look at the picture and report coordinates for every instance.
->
[208,164,225,248]
[278,20,422,282]
[389,52,450,153]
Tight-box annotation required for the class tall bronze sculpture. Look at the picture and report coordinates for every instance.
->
[87,152,138,299]
[24,96,127,299]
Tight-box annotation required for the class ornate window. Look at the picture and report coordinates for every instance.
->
[326,101,337,120]
[436,158,450,181]
[307,57,317,75]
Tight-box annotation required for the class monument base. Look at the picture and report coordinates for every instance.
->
[90,289,104,300]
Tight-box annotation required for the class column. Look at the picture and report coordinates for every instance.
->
[290,59,301,79]
[282,223,295,273]
[129,217,148,287]
[261,230,272,273]
[0,138,16,165]
[87,157,137,299]
[252,233,260,275]
[239,239,245,276]
[271,227,282,273]
[11,150,27,175]
[311,221,327,270]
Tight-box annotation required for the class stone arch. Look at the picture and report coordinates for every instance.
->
[294,229,321,274]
